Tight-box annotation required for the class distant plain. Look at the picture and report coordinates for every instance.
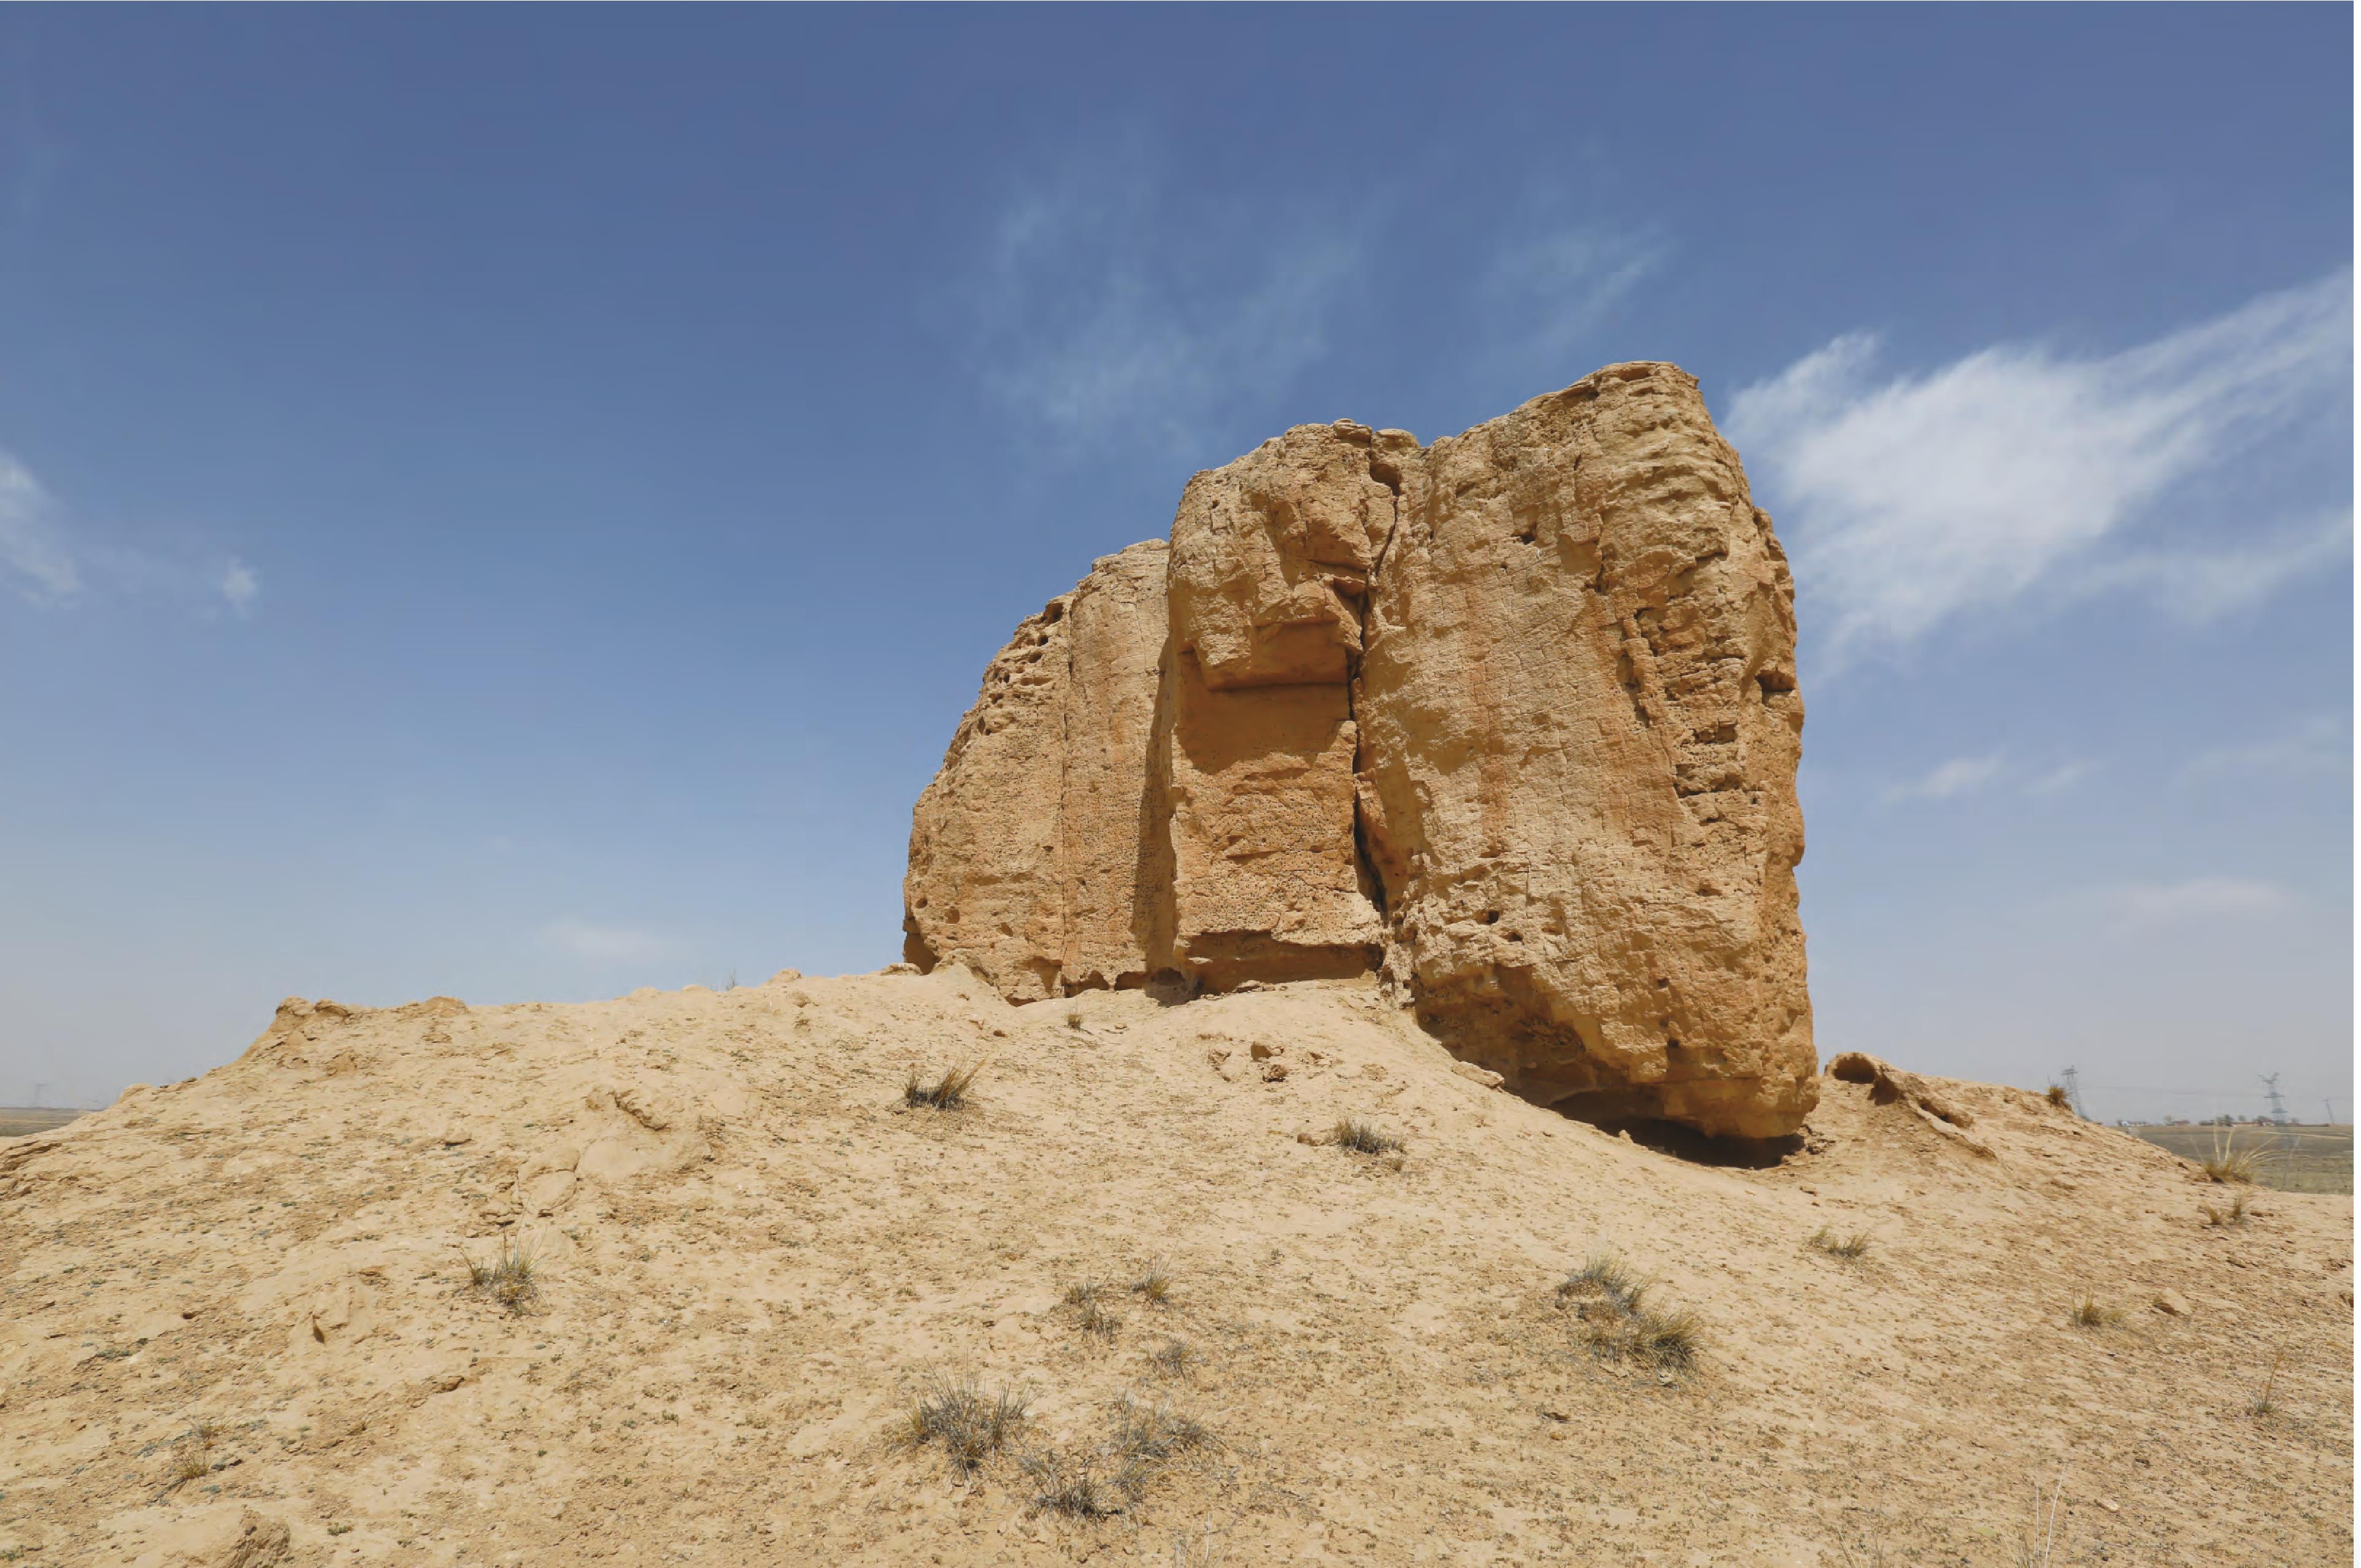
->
[2128,1124,2354,1195]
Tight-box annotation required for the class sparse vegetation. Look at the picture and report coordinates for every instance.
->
[1022,1447,1132,1517]
[1333,1116,1404,1156]
[166,1423,214,1489]
[904,1061,981,1111]
[1555,1251,1700,1370]
[1064,1007,1086,1031]
[460,1233,539,1315]
[1017,1396,1219,1520]
[2200,1188,2253,1227]
[1112,1393,1217,1462]
[1810,1225,1873,1261]
[2129,1120,2351,1195]
[2068,1294,2123,1329]
[1171,1523,1227,1567]
[1065,1280,1121,1337]
[2044,1083,2073,1111]
[1149,1339,1196,1378]
[1830,1535,1893,1568]
[2200,1129,2260,1185]
[1558,1253,1644,1314]
[2017,1471,2068,1567]
[1619,1306,1702,1369]
[895,1375,1029,1477]
[1129,1258,1173,1307]
[2251,1347,2287,1416]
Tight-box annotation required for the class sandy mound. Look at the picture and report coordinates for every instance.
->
[1,970,2349,1565]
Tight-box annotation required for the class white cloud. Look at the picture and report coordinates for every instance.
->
[973,158,1366,455]
[0,444,256,615]
[2078,507,2351,621]
[541,919,676,964]
[0,450,80,600]
[1884,753,2004,802]
[1727,272,2353,657]
[218,558,260,616]
[2179,713,2351,785]
[2025,760,2098,796]
[2100,877,2295,927]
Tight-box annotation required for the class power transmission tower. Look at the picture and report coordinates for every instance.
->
[29,1081,49,1109]
[2259,1074,2287,1126]
[2058,1065,2084,1118]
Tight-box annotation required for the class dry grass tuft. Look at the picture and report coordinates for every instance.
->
[1020,1396,1220,1520]
[1555,1251,1700,1370]
[461,1234,539,1315]
[1615,1307,1702,1369]
[2016,1471,2068,1567]
[1333,1116,1405,1156]
[1149,1339,1195,1379]
[1171,1523,1228,1567]
[1022,1448,1133,1518]
[166,1423,214,1489]
[895,1375,1029,1477]
[2200,1188,2254,1228]
[2068,1294,2123,1329]
[904,1061,981,1111]
[1809,1225,1873,1262]
[2200,1130,2259,1185]
[2044,1083,2073,1110]
[1558,1253,1646,1313]
[1065,1280,1122,1338]
[1129,1258,1173,1307]
[2250,1347,2287,1417]
[1112,1393,1219,1462]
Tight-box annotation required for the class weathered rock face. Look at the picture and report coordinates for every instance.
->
[903,540,1169,1001]
[1356,366,1811,1139]
[1162,423,1400,987]
[904,363,1816,1137]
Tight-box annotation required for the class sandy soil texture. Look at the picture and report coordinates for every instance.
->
[1,969,2349,1565]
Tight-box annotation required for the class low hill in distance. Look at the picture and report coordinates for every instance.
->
[1,969,2349,1565]
[0,1109,84,1140]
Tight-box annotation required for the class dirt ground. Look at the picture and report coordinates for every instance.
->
[1,967,2349,1566]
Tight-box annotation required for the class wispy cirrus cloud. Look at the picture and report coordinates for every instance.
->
[1480,221,1666,374]
[1727,271,2352,659]
[2024,759,2099,796]
[2179,713,2350,786]
[0,444,258,615]
[1887,753,2103,801]
[0,450,79,599]
[971,155,1367,458]
[541,918,677,964]
[2098,876,2295,928]
[1884,753,2005,802]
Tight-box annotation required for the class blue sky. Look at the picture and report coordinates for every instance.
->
[0,7,2349,1124]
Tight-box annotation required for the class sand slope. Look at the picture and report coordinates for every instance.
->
[0,969,2349,1565]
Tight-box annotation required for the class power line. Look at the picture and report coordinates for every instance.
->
[2082,1083,2315,1099]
